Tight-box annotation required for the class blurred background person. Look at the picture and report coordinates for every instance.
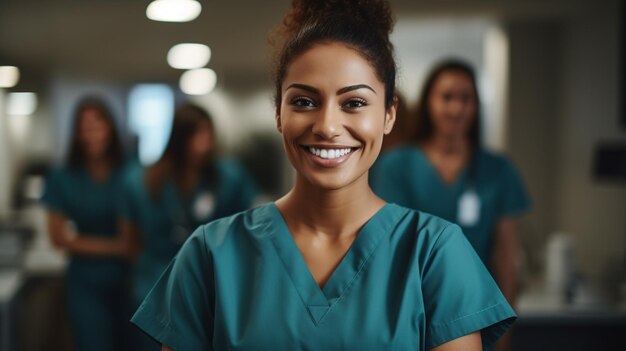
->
[370,59,531,350]
[119,102,260,350]
[40,97,134,351]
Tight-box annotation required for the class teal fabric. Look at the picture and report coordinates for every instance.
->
[119,158,259,307]
[41,166,130,351]
[131,203,516,350]
[370,146,531,265]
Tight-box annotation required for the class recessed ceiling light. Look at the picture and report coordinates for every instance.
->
[180,68,217,95]
[0,66,20,88]
[167,43,211,69]
[146,0,201,23]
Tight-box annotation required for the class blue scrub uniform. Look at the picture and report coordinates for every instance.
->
[132,203,516,350]
[119,158,259,306]
[41,166,130,351]
[370,146,530,265]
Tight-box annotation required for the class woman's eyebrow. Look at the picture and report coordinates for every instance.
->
[285,83,320,95]
[337,84,376,95]
[285,83,377,96]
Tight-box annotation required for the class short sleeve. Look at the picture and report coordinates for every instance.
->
[497,158,531,218]
[422,224,516,349]
[40,168,67,213]
[131,226,214,351]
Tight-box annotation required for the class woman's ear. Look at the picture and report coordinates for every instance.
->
[383,97,398,135]
[276,111,283,133]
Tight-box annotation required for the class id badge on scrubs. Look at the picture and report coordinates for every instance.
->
[458,189,481,227]
[193,192,215,221]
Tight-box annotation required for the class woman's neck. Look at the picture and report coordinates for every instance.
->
[421,134,473,184]
[276,174,385,240]
[423,133,471,157]
[175,165,202,195]
[85,158,111,182]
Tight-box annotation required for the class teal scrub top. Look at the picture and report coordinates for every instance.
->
[41,166,128,284]
[370,146,531,265]
[131,203,516,350]
[119,158,259,302]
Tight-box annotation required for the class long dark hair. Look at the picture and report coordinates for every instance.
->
[272,0,397,112]
[414,59,481,148]
[66,96,123,168]
[146,103,219,199]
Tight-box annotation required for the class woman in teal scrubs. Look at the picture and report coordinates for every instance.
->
[41,97,133,351]
[370,60,531,349]
[131,1,516,350]
[119,103,259,350]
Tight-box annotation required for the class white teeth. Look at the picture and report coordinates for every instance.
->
[308,147,352,160]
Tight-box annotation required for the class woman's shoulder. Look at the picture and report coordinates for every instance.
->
[118,162,145,187]
[476,148,517,170]
[45,164,86,186]
[194,202,273,248]
[386,203,463,248]
[377,145,420,164]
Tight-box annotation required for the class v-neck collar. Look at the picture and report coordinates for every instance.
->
[413,147,470,189]
[263,202,403,325]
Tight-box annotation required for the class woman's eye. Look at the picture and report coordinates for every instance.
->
[290,97,316,108]
[343,98,367,109]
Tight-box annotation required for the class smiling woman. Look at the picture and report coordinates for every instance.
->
[277,42,393,191]
[130,1,516,350]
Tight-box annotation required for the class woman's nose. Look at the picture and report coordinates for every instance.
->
[448,97,466,117]
[312,105,341,139]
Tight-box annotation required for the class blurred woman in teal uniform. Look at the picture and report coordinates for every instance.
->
[130,1,516,350]
[119,102,259,349]
[370,60,531,350]
[41,97,133,351]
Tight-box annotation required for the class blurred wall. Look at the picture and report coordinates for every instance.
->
[553,0,625,277]
[507,0,626,278]
[507,21,561,270]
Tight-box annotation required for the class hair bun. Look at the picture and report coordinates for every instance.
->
[282,0,394,40]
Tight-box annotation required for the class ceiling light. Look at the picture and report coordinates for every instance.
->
[167,43,211,69]
[180,68,217,95]
[146,0,201,22]
[7,92,38,116]
[0,66,20,88]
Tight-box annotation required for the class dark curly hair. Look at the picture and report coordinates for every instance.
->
[414,59,481,148]
[272,0,397,111]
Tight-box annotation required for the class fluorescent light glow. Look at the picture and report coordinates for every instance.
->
[7,92,37,116]
[146,0,201,22]
[180,68,217,95]
[167,43,211,69]
[0,66,20,88]
[128,84,175,165]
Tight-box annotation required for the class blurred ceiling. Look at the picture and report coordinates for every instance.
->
[0,0,594,87]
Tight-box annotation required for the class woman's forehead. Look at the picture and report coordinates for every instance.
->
[282,42,383,91]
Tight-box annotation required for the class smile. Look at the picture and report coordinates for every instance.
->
[307,146,353,160]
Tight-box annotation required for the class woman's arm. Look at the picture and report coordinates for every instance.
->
[431,331,482,351]
[491,217,520,351]
[46,211,138,258]
[491,217,519,305]
[162,346,172,351]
